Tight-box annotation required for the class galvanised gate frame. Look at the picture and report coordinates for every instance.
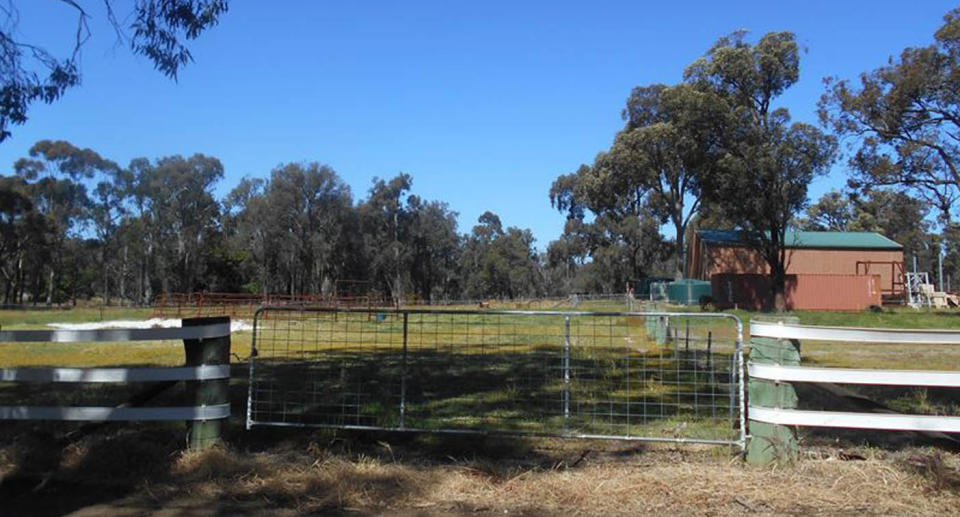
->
[247,308,744,449]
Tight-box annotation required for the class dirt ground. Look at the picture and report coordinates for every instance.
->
[1,424,959,517]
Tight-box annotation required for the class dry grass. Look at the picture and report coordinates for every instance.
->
[172,448,958,515]
[6,430,956,516]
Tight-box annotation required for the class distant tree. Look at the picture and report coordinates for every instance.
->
[406,196,460,302]
[685,31,837,311]
[263,163,353,296]
[798,191,856,231]
[820,8,960,225]
[0,175,44,303]
[799,188,931,263]
[550,152,669,291]
[9,140,126,304]
[0,1,228,142]
[850,189,931,261]
[359,174,413,304]
[127,153,223,297]
[462,212,543,299]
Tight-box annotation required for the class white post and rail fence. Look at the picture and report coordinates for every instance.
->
[0,316,231,450]
[1,310,958,460]
[746,319,960,464]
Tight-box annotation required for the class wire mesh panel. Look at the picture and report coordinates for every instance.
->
[247,308,743,447]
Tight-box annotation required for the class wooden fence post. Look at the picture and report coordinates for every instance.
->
[746,316,800,465]
[182,316,231,450]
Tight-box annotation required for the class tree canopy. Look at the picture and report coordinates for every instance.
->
[684,31,837,310]
[820,8,960,225]
[0,1,228,142]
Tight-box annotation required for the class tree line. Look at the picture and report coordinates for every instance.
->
[0,143,546,305]
[2,7,960,309]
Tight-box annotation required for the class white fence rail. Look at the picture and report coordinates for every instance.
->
[747,320,960,463]
[0,320,231,427]
[748,363,960,388]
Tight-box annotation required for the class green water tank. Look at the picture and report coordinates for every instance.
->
[666,279,712,306]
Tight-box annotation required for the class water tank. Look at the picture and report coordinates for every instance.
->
[666,279,712,306]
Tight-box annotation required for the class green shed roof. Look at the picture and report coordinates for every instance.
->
[698,230,902,250]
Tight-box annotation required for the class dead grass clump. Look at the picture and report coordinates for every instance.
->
[167,444,439,513]
[153,441,960,516]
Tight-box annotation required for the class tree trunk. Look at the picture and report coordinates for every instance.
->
[119,245,128,306]
[770,262,788,312]
[674,218,685,280]
[46,266,55,306]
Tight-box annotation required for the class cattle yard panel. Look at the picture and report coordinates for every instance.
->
[247,308,744,448]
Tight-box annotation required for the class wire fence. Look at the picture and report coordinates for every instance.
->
[247,308,744,447]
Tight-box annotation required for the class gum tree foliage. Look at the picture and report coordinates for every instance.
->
[798,189,931,262]
[1,141,549,304]
[610,83,719,279]
[549,153,668,292]
[11,140,110,304]
[685,31,837,311]
[550,83,711,283]
[357,174,461,304]
[227,163,355,297]
[461,211,543,300]
[820,8,960,225]
[0,0,228,142]
[126,153,223,297]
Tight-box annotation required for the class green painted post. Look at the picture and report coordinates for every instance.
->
[643,302,669,345]
[183,316,231,450]
[746,316,801,465]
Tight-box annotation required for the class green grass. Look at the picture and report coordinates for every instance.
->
[0,306,154,329]
[0,306,254,367]
[1,303,958,443]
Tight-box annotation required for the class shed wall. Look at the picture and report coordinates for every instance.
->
[693,245,903,293]
[711,273,882,311]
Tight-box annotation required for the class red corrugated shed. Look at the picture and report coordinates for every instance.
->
[711,273,881,311]
[688,230,905,298]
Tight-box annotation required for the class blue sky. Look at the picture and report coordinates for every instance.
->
[1,1,956,249]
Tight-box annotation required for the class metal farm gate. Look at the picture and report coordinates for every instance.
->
[247,308,744,448]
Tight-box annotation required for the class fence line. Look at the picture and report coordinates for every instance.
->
[750,321,960,344]
[748,363,960,387]
[746,320,960,464]
[0,317,231,449]
[748,407,960,434]
[0,365,230,383]
[247,307,745,449]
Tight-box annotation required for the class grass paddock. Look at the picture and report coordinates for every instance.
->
[0,305,958,514]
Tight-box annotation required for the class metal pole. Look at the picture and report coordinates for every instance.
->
[400,311,408,429]
[939,240,944,292]
[563,315,571,434]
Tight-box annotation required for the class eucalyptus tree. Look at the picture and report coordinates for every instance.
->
[0,175,43,303]
[461,211,543,300]
[550,151,669,291]
[684,31,837,311]
[127,154,223,297]
[258,163,353,295]
[9,140,124,303]
[608,83,719,278]
[820,8,960,225]
[0,1,228,142]
[798,191,857,231]
[405,196,460,302]
[359,174,413,303]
